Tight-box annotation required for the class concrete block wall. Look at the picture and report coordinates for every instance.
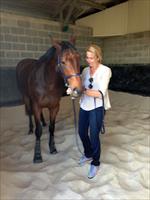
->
[0,10,149,68]
[103,31,150,65]
[0,11,103,68]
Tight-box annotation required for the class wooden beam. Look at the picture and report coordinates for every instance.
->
[73,8,88,20]
[79,0,106,10]
[54,0,70,17]
[60,0,71,12]
[59,0,78,31]
[64,0,77,25]
[59,0,71,24]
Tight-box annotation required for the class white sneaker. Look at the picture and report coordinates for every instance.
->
[88,164,99,179]
[79,155,92,166]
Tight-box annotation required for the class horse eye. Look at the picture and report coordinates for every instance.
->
[61,61,65,65]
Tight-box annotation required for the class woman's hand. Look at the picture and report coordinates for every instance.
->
[84,89,101,98]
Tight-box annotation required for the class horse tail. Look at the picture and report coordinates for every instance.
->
[16,63,22,93]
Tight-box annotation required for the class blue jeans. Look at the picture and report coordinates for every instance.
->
[78,107,104,166]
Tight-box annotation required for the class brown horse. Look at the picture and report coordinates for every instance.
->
[16,39,82,163]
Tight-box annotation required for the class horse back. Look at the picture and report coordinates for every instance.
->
[16,58,37,95]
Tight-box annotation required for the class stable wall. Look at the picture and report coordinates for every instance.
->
[103,31,150,65]
[127,0,150,34]
[76,0,150,37]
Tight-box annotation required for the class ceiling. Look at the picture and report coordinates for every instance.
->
[1,0,128,25]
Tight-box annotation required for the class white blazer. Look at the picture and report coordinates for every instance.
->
[80,64,112,111]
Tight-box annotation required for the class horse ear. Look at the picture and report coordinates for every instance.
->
[53,42,61,54]
[70,35,76,45]
[48,33,53,43]
[48,33,61,50]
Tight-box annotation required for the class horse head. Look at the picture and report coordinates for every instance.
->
[53,39,82,98]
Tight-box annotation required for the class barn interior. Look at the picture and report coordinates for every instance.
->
[0,1,150,199]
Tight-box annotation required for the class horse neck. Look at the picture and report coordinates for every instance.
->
[44,58,61,83]
[36,47,55,74]
[37,47,63,85]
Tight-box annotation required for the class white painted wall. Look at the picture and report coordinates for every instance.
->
[127,0,150,33]
[76,0,150,36]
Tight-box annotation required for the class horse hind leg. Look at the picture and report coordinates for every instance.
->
[24,96,34,134]
[28,113,34,134]
[33,106,43,163]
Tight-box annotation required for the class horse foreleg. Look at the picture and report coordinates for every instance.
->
[41,112,46,127]
[49,121,57,154]
[33,108,43,163]
[33,124,43,163]
[48,105,59,154]
[34,122,43,163]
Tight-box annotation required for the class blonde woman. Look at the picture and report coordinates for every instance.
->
[79,44,112,179]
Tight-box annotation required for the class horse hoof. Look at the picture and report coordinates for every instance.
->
[33,156,43,163]
[50,149,57,154]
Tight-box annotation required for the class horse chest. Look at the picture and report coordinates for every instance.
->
[40,94,60,107]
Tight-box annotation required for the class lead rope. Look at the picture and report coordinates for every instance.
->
[94,90,105,134]
[71,97,84,155]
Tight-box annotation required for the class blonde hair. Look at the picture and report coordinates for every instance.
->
[86,44,102,63]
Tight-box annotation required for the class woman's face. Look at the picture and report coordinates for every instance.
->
[86,51,98,67]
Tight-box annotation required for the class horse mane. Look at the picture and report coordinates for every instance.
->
[37,41,77,68]
[60,41,76,51]
[38,46,56,64]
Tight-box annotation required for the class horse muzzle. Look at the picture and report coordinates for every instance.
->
[66,87,82,98]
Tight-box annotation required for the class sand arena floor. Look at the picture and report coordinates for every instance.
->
[0,91,150,200]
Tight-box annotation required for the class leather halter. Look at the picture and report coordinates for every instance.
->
[57,56,81,86]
